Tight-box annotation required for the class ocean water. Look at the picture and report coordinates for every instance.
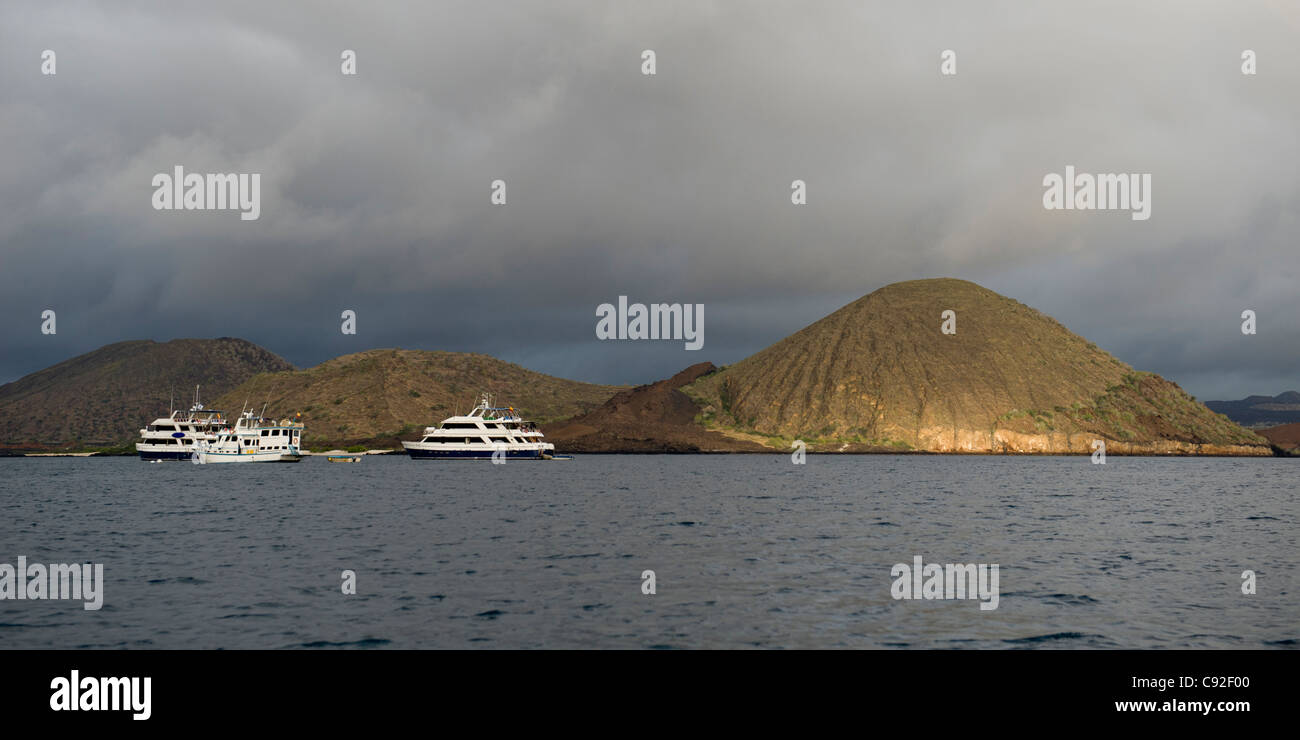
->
[0,455,1295,649]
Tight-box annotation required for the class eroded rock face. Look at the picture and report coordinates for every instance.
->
[949,429,1267,456]
[545,362,769,452]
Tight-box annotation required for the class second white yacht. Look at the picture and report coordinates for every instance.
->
[136,388,226,461]
[402,394,556,460]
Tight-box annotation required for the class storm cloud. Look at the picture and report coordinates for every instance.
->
[1,0,1296,400]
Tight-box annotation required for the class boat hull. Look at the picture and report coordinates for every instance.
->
[137,449,194,461]
[404,446,548,460]
[195,451,302,463]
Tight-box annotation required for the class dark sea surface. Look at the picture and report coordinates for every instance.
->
[0,455,1295,649]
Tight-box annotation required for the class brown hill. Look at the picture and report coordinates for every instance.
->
[1257,423,1300,455]
[211,349,620,450]
[685,279,1269,455]
[544,362,768,452]
[0,338,294,451]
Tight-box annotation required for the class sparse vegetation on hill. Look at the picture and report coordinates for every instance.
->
[212,349,620,450]
[684,279,1269,455]
[999,372,1265,446]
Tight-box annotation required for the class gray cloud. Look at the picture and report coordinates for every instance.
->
[1,0,1297,400]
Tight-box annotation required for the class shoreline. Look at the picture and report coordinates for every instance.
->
[3,449,1292,458]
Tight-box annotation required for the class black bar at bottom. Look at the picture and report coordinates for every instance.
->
[1,649,1286,728]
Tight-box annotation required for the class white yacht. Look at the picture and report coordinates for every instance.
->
[136,389,227,461]
[402,394,556,460]
[192,409,305,464]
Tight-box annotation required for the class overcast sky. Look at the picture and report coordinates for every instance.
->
[1,1,1296,400]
